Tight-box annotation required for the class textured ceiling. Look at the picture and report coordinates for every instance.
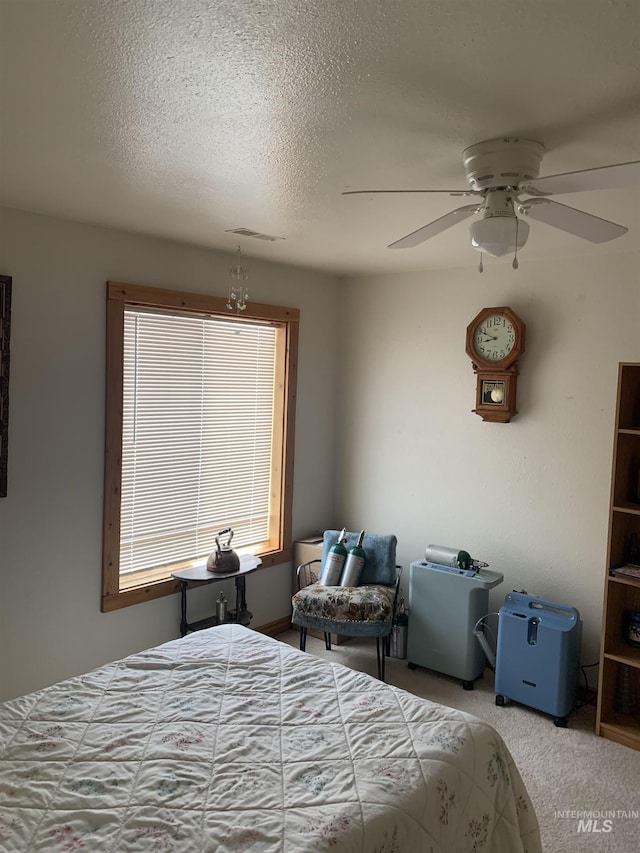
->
[1,0,639,274]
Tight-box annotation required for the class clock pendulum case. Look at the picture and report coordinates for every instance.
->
[465,306,526,423]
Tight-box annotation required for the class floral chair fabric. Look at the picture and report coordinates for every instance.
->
[291,583,396,637]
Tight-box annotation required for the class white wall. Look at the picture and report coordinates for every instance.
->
[335,250,640,674]
[0,207,340,700]
[1,205,638,700]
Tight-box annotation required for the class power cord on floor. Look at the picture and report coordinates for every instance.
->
[575,661,599,709]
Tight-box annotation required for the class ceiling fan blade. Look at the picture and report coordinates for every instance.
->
[521,160,640,196]
[342,188,476,196]
[521,198,628,243]
[388,204,480,249]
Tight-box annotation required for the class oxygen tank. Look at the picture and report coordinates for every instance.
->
[390,597,408,658]
[340,530,366,586]
[216,592,228,623]
[425,544,489,571]
[319,528,348,585]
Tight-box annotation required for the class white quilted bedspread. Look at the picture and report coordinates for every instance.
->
[0,625,541,852]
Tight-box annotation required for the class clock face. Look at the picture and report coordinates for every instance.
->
[473,314,516,362]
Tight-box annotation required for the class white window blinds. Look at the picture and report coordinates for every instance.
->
[120,308,277,577]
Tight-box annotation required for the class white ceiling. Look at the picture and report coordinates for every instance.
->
[1,0,639,275]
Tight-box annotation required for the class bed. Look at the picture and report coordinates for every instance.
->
[0,624,541,852]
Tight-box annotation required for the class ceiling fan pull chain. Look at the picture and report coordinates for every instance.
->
[512,219,520,269]
[478,253,484,273]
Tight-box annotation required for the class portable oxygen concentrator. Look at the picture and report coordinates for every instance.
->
[494,592,582,727]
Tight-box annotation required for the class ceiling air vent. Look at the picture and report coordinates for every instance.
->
[225,228,284,242]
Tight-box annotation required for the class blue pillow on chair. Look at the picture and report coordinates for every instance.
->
[322,530,397,586]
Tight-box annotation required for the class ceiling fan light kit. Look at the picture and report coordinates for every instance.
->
[469,190,530,257]
[344,136,639,268]
[470,216,529,258]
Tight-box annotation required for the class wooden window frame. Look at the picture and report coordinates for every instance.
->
[101,281,299,612]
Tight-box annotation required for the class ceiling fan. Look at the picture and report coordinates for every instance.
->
[343,137,640,267]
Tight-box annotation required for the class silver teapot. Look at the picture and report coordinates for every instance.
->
[207,527,240,573]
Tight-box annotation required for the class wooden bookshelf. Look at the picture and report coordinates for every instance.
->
[596,364,640,750]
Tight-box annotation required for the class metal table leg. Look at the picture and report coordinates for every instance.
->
[179,580,189,637]
[235,575,252,626]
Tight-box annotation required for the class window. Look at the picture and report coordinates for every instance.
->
[102,281,299,611]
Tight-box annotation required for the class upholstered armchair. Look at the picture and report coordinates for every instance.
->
[291,530,401,681]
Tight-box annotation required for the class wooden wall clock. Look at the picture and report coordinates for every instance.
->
[465,306,526,423]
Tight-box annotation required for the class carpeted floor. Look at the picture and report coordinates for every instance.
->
[276,630,640,853]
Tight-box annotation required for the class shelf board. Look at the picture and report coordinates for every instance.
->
[187,615,220,632]
[604,647,640,668]
[609,572,640,589]
[598,718,640,751]
[612,504,640,516]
